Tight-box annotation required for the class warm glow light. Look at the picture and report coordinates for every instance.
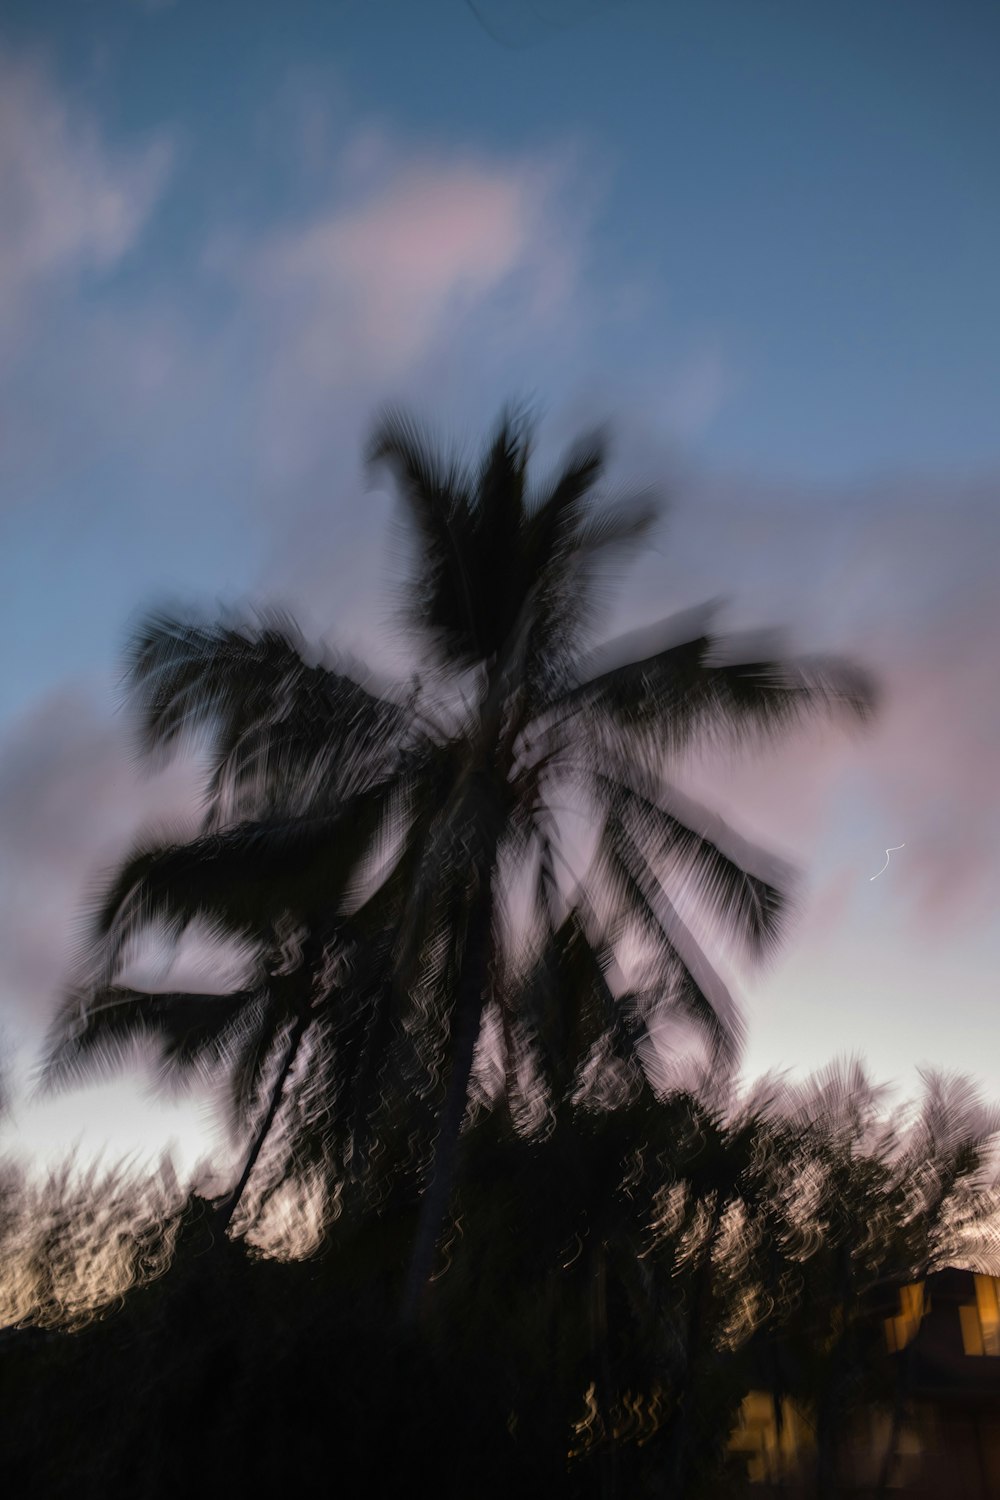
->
[960,1275,1000,1356]
[728,1390,814,1484]
[884,1281,925,1353]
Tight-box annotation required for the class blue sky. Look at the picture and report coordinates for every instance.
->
[1,0,998,1169]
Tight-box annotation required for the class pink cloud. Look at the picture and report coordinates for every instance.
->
[0,685,203,1046]
[228,143,591,482]
[0,48,180,511]
[0,48,171,348]
[654,476,1000,941]
[251,152,579,371]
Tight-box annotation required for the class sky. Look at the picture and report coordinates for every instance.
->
[0,0,998,1175]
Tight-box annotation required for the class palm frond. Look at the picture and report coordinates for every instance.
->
[517,437,656,698]
[522,500,659,706]
[367,407,481,664]
[525,427,609,574]
[554,604,878,758]
[912,1069,1000,1161]
[125,609,410,820]
[209,666,408,824]
[573,493,660,560]
[226,996,301,1145]
[126,608,306,760]
[86,786,393,981]
[475,402,532,548]
[596,771,795,961]
[41,984,265,1096]
[516,911,609,1103]
[598,813,745,1067]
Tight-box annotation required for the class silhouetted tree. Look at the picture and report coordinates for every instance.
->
[7,1049,1000,1498]
[43,404,877,1318]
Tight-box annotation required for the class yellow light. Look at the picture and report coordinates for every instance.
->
[884,1282,925,1353]
[959,1276,1000,1356]
[974,1275,1000,1355]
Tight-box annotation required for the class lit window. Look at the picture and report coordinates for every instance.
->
[960,1275,1000,1356]
[728,1391,812,1483]
[884,1282,925,1353]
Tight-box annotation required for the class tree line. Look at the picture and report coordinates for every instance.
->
[4,406,989,1496]
[3,1061,998,1497]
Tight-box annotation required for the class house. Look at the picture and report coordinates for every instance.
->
[727,1268,1000,1495]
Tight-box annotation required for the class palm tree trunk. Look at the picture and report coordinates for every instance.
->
[666,1192,724,1495]
[816,1246,854,1500]
[215,1006,311,1233]
[591,1242,620,1500]
[401,863,494,1326]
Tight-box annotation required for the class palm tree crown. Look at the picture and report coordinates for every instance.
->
[44,405,878,1304]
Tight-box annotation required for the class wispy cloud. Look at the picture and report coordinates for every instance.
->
[0,48,171,351]
[0,685,202,1048]
[0,71,604,525]
[253,161,545,374]
[2,52,995,1073]
[651,472,1000,938]
[220,140,593,488]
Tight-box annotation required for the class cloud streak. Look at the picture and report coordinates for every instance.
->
[0,48,171,351]
[0,685,202,1047]
[652,471,1000,939]
[222,140,593,491]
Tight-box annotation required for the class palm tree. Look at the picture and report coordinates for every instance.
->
[43,404,877,1315]
[752,1061,1000,1497]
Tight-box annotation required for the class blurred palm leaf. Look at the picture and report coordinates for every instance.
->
[46,401,877,1274]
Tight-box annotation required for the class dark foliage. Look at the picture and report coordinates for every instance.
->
[4,1066,999,1499]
